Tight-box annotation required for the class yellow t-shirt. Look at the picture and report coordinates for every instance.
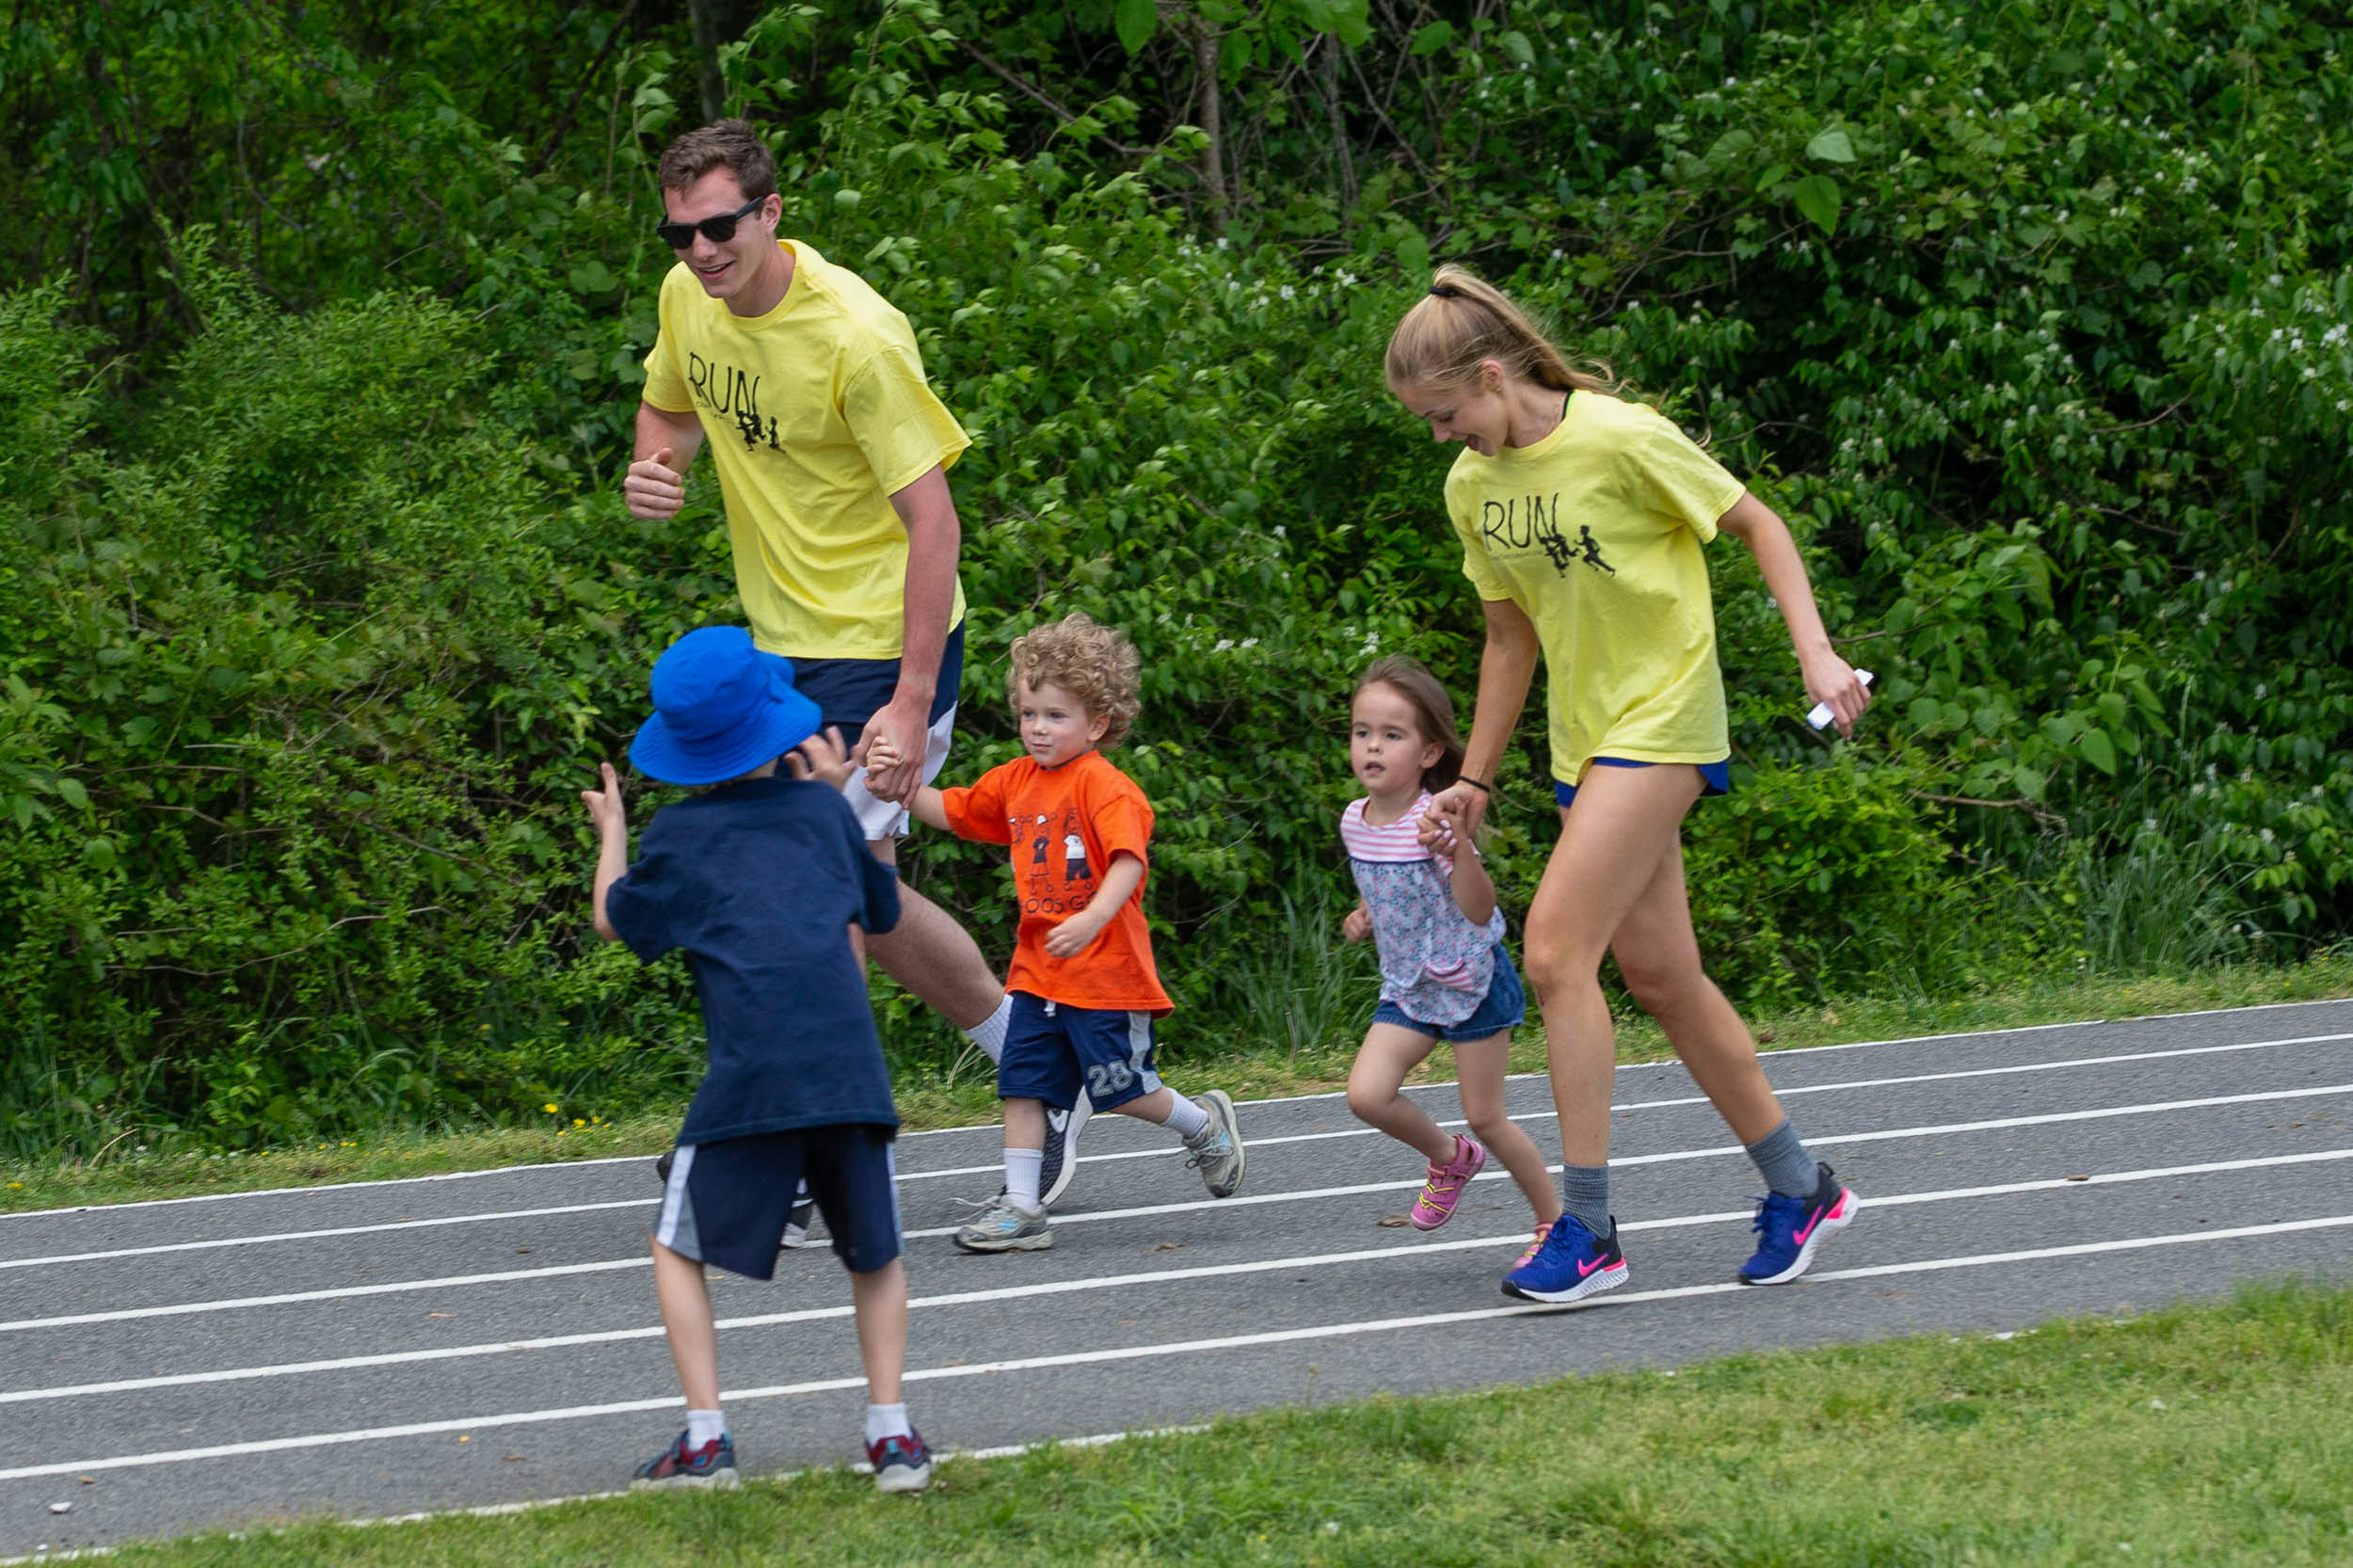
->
[1446,392,1746,783]
[642,240,971,660]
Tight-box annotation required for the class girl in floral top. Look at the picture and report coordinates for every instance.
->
[1340,656,1562,1259]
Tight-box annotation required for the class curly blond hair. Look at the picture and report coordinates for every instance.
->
[1007,612,1143,747]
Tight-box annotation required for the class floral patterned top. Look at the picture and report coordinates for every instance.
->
[1341,792,1506,1027]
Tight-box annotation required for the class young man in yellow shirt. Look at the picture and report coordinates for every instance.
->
[621,120,1086,1205]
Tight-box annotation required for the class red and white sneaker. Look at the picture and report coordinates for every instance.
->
[868,1429,934,1494]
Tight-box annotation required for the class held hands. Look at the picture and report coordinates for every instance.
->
[859,695,928,805]
[1417,782,1484,858]
[1800,649,1874,739]
[1341,903,1372,943]
[580,761,628,839]
[623,446,686,521]
[783,727,855,789]
[863,732,905,777]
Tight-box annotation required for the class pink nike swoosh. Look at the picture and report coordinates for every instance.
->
[1792,1195,1841,1247]
[1577,1255,1611,1278]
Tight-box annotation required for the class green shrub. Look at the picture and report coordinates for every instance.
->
[5,0,2350,1156]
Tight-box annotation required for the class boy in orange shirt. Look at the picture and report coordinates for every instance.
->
[874,612,1246,1252]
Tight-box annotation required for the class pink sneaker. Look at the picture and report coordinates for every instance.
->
[1409,1135,1487,1229]
[1513,1220,1555,1271]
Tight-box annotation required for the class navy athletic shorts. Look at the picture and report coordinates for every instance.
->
[652,1124,903,1280]
[1554,756,1732,810]
[997,990,1162,1113]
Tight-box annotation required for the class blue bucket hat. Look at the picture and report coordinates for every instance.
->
[629,627,822,786]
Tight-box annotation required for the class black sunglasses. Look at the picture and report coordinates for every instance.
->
[653,195,769,249]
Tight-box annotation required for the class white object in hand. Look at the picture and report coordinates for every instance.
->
[1807,669,1873,730]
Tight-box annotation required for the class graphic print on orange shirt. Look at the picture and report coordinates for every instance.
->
[936,749,1172,1015]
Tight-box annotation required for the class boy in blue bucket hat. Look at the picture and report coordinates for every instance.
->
[583,625,933,1494]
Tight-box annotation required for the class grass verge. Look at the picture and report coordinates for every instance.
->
[63,1276,2353,1567]
[6,953,2349,1215]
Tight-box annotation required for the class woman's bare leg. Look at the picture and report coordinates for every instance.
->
[1608,840,1787,1144]
[1517,765,1705,1165]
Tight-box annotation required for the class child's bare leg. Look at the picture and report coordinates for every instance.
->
[1344,1023,1454,1164]
[650,1238,719,1409]
[849,1258,908,1406]
[1453,1033,1561,1225]
[1003,1097,1046,1151]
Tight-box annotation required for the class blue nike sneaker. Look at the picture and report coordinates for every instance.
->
[1737,1163,1858,1285]
[1501,1211,1628,1304]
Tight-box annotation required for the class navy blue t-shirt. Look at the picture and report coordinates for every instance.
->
[604,776,903,1143]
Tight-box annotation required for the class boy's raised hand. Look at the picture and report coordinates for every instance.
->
[785,726,855,789]
[581,761,628,838]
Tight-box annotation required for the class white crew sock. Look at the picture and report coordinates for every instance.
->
[686,1408,727,1448]
[965,995,1013,1064]
[866,1401,912,1445]
[1157,1094,1209,1141]
[1003,1147,1044,1209]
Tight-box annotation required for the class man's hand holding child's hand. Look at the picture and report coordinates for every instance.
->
[784,727,855,790]
[862,732,905,781]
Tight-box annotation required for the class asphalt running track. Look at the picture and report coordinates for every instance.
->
[4,999,2351,1556]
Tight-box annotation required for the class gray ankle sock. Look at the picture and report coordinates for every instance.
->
[1558,1163,1610,1237]
[1746,1118,1821,1199]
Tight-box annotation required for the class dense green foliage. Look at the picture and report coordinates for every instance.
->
[3,0,2347,1154]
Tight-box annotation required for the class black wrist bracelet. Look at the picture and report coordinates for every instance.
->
[1459,776,1492,794]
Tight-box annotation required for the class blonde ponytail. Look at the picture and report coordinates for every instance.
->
[1385,265,1619,397]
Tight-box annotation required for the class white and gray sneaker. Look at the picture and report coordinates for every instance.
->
[1182,1090,1245,1198]
[1038,1091,1092,1208]
[779,1181,817,1249]
[952,1198,1053,1253]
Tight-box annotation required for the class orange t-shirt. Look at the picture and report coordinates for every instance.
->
[937,749,1172,1015]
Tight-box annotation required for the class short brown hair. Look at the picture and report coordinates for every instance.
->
[1353,656,1465,793]
[656,119,776,201]
[1008,613,1143,747]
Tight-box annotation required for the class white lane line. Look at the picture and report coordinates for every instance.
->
[8,1080,2347,1336]
[16,1000,2344,1224]
[893,1030,2353,1182]
[8,1208,2350,1483]
[9,1146,2348,1408]
[0,1199,654,1273]
[20,1031,2339,1276]
[896,1080,2353,1240]
[0,1257,650,1335]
